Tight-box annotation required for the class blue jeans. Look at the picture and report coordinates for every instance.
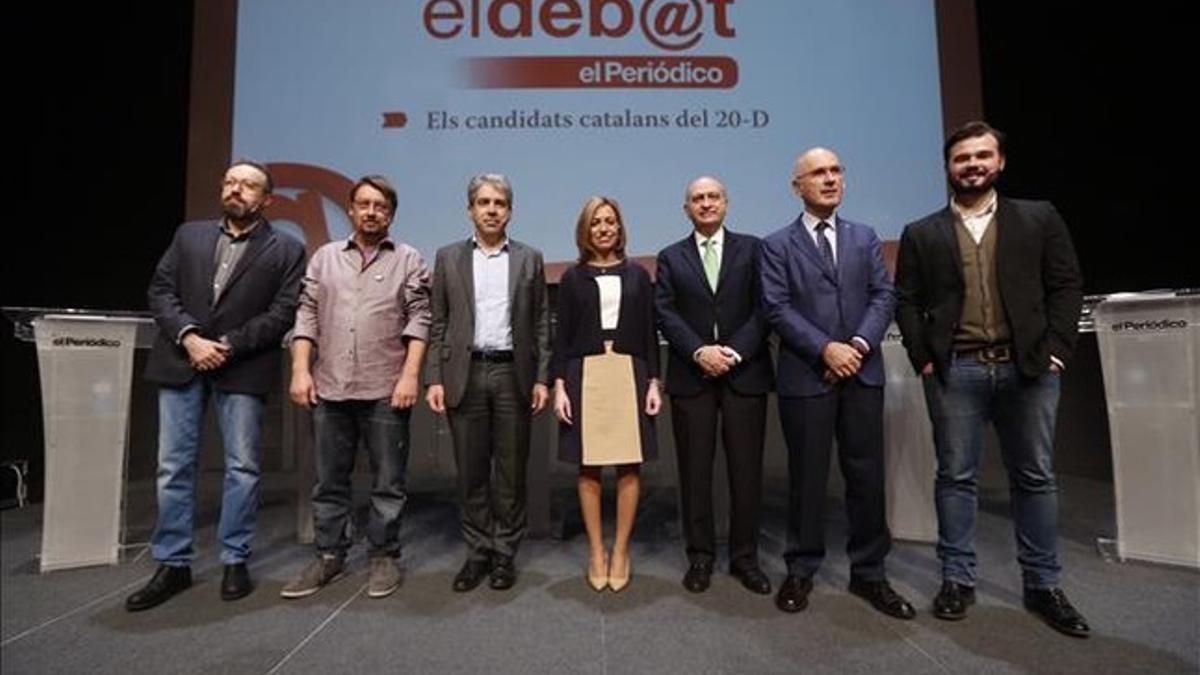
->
[152,378,265,566]
[922,358,1062,589]
[311,399,410,558]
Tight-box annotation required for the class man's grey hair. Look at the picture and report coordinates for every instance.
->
[467,173,513,207]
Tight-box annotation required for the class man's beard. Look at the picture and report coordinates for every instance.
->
[950,171,998,197]
[222,198,262,222]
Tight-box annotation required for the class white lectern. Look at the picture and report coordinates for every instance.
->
[881,325,938,543]
[5,308,156,572]
[1093,292,1200,568]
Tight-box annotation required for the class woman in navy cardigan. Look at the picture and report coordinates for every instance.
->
[552,196,661,592]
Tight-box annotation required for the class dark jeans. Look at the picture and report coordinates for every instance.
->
[922,359,1062,589]
[447,360,530,563]
[311,398,411,558]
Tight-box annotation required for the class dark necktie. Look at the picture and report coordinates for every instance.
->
[816,221,836,273]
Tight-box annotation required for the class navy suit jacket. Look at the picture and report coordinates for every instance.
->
[144,219,306,395]
[655,229,773,397]
[760,215,896,397]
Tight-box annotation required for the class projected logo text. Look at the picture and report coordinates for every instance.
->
[425,0,739,89]
[425,0,734,49]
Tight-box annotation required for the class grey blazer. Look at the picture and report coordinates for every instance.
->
[426,238,551,408]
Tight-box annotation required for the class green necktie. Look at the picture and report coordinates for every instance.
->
[702,238,719,291]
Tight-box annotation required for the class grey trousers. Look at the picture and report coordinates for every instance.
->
[447,360,531,562]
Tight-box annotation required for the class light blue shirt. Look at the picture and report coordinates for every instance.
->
[471,237,513,350]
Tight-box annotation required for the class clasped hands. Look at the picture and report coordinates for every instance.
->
[695,344,737,377]
[822,341,863,383]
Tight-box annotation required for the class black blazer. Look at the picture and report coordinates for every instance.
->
[894,197,1083,380]
[654,229,773,396]
[551,261,659,380]
[145,220,306,395]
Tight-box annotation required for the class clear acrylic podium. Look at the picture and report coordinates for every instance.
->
[1093,291,1200,568]
[4,307,157,572]
[881,324,938,543]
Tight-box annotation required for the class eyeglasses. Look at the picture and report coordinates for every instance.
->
[221,177,267,192]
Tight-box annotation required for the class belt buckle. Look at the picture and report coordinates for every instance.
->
[981,345,1011,362]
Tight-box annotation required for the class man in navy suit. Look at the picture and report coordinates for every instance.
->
[126,160,306,611]
[761,148,914,618]
[655,176,774,595]
[896,121,1088,637]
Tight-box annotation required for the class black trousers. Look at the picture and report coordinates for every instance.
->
[779,379,890,581]
[447,360,530,563]
[670,382,767,569]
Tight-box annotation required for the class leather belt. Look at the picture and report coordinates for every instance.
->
[954,344,1012,363]
[471,349,514,363]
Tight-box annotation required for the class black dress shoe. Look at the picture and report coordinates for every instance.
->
[848,578,916,620]
[731,565,772,595]
[489,558,516,590]
[932,580,975,621]
[775,575,812,613]
[453,558,492,592]
[126,565,192,612]
[1024,587,1090,638]
[221,563,253,601]
[682,561,713,593]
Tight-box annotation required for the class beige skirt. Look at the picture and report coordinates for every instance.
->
[580,342,643,465]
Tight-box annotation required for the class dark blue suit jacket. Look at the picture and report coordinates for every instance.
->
[144,219,306,395]
[655,229,773,397]
[760,215,895,397]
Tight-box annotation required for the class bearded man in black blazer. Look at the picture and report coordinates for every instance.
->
[127,160,306,611]
[895,121,1089,637]
[655,176,774,595]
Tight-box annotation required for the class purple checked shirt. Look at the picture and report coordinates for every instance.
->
[292,237,431,401]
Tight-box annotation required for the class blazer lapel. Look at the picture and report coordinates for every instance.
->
[833,217,850,287]
[789,217,836,284]
[714,229,741,296]
[456,240,476,327]
[680,234,713,297]
[507,240,523,302]
[196,224,221,307]
[932,207,965,285]
[217,221,274,305]
[992,196,1013,271]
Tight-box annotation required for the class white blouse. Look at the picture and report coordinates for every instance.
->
[594,275,622,330]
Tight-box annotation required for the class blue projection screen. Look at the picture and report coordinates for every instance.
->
[229,0,948,262]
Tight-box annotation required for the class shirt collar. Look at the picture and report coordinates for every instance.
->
[693,225,725,248]
[342,235,396,251]
[950,190,998,221]
[801,211,837,234]
[219,218,262,241]
[471,235,510,255]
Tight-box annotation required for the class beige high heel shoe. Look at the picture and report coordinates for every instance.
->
[608,551,631,592]
[587,553,609,592]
